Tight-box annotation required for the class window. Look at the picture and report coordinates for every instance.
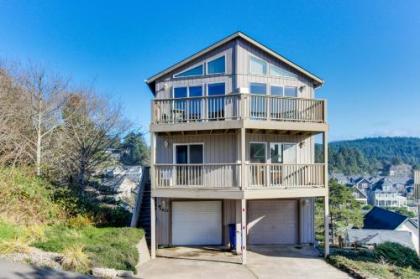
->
[250,83,267,95]
[270,143,283,163]
[270,86,283,96]
[173,64,204,78]
[250,143,266,163]
[270,64,297,79]
[207,83,225,96]
[284,86,298,97]
[173,86,203,120]
[207,83,225,120]
[207,56,225,74]
[175,144,204,164]
[249,56,267,75]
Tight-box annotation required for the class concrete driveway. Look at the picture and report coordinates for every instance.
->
[138,246,350,279]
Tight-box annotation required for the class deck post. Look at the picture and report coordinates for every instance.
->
[240,128,246,189]
[323,131,330,257]
[241,198,247,264]
[150,197,156,259]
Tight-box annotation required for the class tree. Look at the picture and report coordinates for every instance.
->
[120,131,149,165]
[316,179,363,245]
[52,91,128,188]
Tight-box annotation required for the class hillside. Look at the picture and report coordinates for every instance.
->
[316,137,420,175]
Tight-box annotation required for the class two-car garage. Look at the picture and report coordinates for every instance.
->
[170,199,302,246]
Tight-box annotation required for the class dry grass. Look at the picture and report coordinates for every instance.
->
[61,244,91,273]
[0,238,31,254]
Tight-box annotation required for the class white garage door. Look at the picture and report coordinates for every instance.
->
[172,201,222,245]
[247,200,298,245]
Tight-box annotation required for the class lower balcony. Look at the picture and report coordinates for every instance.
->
[153,163,326,199]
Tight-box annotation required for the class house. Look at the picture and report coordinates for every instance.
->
[368,190,407,207]
[145,32,329,264]
[349,177,372,204]
[345,229,416,251]
[363,207,418,254]
[352,187,368,205]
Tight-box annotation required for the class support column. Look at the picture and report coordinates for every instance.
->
[151,197,156,259]
[241,199,247,264]
[150,132,157,259]
[240,128,246,189]
[235,200,242,255]
[323,131,330,257]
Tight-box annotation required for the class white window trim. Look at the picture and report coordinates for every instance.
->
[284,86,299,98]
[172,85,204,98]
[173,63,204,79]
[206,54,226,75]
[173,143,205,164]
[269,84,284,96]
[249,82,268,95]
[207,81,226,96]
[269,142,298,164]
[249,141,267,163]
[248,54,268,76]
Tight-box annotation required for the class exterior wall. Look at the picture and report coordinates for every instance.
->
[397,222,419,254]
[156,198,314,246]
[235,39,314,98]
[156,133,238,164]
[154,41,235,99]
[246,133,314,164]
[155,132,314,165]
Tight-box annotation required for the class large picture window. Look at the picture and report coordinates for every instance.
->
[173,86,203,121]
[207,56,225,75]
[173,64,204,78]
[249,56,267,75]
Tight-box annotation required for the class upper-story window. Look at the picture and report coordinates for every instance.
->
[173,64,204,78]
[284,86,298,97]
[270,64,297,79]
[207,56,225,75]
[250,83,267,94]
[249,56,267,75]
[207,82,225,96]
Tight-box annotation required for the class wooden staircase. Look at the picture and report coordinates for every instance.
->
[131,166,152,243]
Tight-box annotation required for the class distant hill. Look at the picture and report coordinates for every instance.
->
[316,137,420,175]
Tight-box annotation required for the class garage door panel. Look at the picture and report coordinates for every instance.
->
[172,201,222,246]
[248,200,298,245]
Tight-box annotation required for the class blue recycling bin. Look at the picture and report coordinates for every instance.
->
[228,224,236,251]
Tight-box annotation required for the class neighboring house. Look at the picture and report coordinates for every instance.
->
[352,187,368,205]
[363,207,418,254]
[345,229,416,251]
[368,190,407,207]
[145,32,329,264]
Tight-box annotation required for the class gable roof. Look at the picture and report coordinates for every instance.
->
[363,207,408,230]
[145,32,324,93]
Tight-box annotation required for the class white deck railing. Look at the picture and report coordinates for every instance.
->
[246,163,325,188]
[154,163,325,189]
[154,163,241,188]
[152,94,325,124]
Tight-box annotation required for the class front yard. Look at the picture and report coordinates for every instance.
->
[327,243,420,279]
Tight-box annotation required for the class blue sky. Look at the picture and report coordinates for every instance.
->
[0,0,419,141]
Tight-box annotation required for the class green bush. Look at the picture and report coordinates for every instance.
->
[374,242,420,269]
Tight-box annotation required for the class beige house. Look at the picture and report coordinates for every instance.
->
[145,32,330,264]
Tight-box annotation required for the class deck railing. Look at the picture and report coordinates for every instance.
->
[154,163,241,188]
[152,94,325,124]
[246,163,325,188]
[153,163,325,189]
[152,94,241,124]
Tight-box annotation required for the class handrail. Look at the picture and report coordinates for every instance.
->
[152,93,325,124]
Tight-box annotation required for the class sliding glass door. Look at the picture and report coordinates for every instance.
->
[175,144,204,186]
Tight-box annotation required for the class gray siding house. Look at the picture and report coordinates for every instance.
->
[145,32,330,264]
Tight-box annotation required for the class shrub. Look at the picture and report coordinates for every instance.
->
[374,242,420,269]
[66,215,93,229]
[61,244,91,273]
[0,238,31,254]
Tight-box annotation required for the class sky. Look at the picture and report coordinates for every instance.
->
[0,0,419,142]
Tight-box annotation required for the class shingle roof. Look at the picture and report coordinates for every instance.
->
[346,229,416,250]
[363,207,408,230]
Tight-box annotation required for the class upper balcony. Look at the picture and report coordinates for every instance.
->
[151,93,327,133]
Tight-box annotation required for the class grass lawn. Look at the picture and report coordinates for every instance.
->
[0,220,144,272]
[327,247,420,279]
